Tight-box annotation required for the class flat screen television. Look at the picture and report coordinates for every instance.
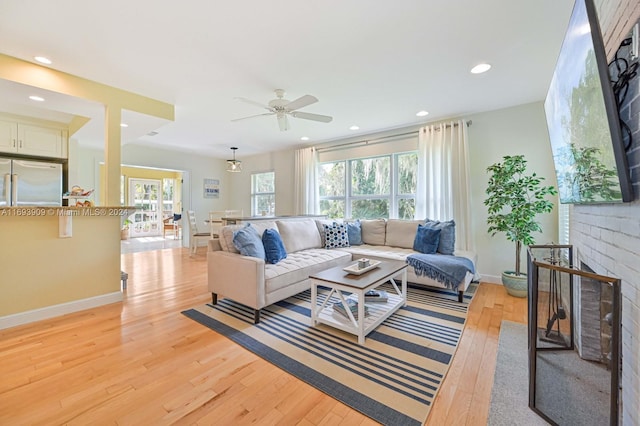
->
[544,0,633,204]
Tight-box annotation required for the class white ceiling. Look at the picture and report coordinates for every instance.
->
[0,0,574,159]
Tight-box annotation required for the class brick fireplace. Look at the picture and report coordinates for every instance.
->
[569,13,640,422]
[565,1,640,421]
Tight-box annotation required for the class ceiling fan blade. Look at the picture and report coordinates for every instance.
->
[277,114,290,131]
[234,97,272,110]
[290,111,333,123]
[231,112,274,122]
[284,94,318,111]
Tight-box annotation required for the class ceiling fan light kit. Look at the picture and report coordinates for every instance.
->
[232,89,333,131]
[226,147,242,172]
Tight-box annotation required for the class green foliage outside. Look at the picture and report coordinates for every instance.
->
[252,172,275,215]
[318,152,417,219]
[351,157,390,195]
[252,172,275,193]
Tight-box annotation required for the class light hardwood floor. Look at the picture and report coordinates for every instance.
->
[0,246,527,425]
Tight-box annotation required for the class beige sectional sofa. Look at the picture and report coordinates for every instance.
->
[207,218,477,323]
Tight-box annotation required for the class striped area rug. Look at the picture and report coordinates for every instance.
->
[182,283,476,425]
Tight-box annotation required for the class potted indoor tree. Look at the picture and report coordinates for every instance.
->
[121,219,132,240]
[485,155,557,297]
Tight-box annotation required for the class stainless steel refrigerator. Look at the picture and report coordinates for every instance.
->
[1,158,63,206]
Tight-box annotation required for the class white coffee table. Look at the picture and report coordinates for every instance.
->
[309,260,408,344]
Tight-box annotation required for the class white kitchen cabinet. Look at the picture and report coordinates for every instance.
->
[0,119,68,159]
[0,120,18,153]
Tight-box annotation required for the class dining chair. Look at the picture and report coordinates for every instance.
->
[186,210,210,256]
[224,209,244,217]
[208,210,226,238]
[162,216,176,238]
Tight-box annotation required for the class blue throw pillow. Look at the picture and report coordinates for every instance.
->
[425,219,456,255]
[413,225,441,254]
[232,224,265,260]
[347,220,363,245]
[262,228,287,264]
[323,222,350,249]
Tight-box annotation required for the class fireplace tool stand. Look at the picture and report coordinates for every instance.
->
[541,247,568,345]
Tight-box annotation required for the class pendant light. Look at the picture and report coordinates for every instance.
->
[226,147,242,172]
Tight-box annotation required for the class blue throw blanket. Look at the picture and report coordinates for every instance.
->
[406,254,475,290]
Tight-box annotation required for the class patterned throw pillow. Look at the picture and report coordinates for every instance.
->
[323,222,350,249]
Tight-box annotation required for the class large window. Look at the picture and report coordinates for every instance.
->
[251,171,275,216]
[318,152,417,219]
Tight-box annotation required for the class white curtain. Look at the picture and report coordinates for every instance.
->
[294,147,319,215]
[416,120,474,251]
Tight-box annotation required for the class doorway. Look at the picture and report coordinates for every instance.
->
[128,178,161,237]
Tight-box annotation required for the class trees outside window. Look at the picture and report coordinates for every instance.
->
[162,178,175,213]
[318,152,417,219]
[251,171,275,216]
[396,152,417,219]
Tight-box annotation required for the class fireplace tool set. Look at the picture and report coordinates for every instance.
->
[541,247,568,345]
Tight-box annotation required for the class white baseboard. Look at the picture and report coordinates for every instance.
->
[0,292,123,330]
[480,274,503,285]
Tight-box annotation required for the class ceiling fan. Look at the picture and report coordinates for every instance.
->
[232,89,333,131]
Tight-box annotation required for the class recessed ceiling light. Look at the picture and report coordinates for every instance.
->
[120,123,129,127]
[29,95,45,102]
[471,63,492,74]
[34,56,52,65]
[300,136,309,141]
[349,125,360,130]
[416,110,429,117]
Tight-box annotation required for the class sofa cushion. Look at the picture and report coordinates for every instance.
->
[262,228,287,264]
[346,220,363,245]
[249,220,279,236]
[264,248,351,294]
[232,224,266,259]
[360,219,386,245]
[276,219,322,253]
[384,219,423,248]
[323,222,350,249]
[425,219,456,255]
[413,225,441,254]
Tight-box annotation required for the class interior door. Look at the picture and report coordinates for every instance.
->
[128,178,161,237]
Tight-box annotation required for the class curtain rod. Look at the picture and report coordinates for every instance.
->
[316,120,472,153]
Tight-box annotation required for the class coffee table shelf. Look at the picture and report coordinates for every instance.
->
[310,260,408,344]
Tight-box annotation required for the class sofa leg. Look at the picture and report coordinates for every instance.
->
[211,293,218,304]
[254,309,260,324]
[458,291,464,303]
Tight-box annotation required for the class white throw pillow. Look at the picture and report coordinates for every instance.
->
[276,219,322,253]
[219,224,244,253]
[385,219,424,248]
